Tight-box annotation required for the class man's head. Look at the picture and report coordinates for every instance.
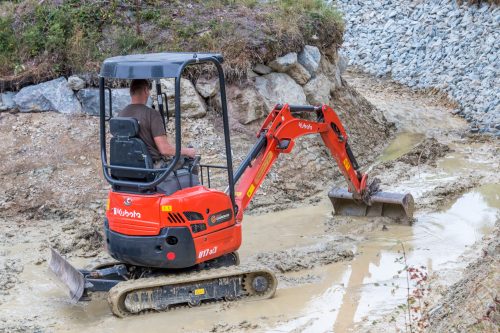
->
[130,79,151,104]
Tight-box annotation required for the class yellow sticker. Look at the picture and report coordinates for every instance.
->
[246,184,255,198]
[106,199,110,211]
[194,288,205,296]
[343,158,351,171]
[255,151,274,184]
[235,192,242,197]
[161,205,173,212]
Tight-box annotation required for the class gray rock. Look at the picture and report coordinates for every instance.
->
[336,0,500,133]
[337,54,349,75]
[246,69,259,79]
[268,53,298,72]
[77,89,100,115]
[253,64,272,75]
[303,74,333,105]
[298,45,321,75]
[255,73,307,110]
[0,92,16,111]
[157,78,207,118]
[287,62,311,85]
[77,88,132,116]
[14,77,82,114]
[67,75,85,91]
[111,89,132,114]
[226,85,268,124]
[195,77,219,98]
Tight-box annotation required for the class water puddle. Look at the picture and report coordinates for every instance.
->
[268,184,499,333]
[378,132,425,163]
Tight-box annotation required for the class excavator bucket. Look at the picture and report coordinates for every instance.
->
[328,188,414,220]
[48,248,86,302]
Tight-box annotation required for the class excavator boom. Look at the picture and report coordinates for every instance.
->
[234,104,414,222]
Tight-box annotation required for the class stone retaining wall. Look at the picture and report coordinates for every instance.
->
[0,46,347,125]
[337,0,500,136]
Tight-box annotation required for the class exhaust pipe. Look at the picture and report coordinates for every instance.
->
[329,188,414,220]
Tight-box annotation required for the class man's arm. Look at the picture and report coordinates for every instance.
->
[154,135,196,158]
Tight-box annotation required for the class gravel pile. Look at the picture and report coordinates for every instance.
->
[336,0,500,136]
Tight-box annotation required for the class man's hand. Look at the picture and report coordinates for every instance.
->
[155,135,196,158]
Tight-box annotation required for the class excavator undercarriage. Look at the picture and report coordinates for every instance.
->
[50,249,276,317]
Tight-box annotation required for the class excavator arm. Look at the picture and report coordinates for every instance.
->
[234,104,414,222]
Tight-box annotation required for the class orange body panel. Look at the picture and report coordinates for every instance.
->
[107,192,163,236]
[107,185,241,265]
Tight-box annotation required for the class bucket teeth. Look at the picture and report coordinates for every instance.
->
[328,188,414,220]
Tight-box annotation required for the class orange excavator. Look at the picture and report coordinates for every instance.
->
[50,52,413,316]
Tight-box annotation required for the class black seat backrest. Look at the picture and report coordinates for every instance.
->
[109,117,154,182]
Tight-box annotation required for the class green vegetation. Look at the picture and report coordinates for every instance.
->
[0,0,344,87]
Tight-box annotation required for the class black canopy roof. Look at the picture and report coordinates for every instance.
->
[100,52,224,79]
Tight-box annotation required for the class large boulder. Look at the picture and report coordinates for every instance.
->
[67,75,85,91]
[255,73,307,109]
[269,52,311,85]
[208,83,268,124]
[337,54,348,76]
[287,63,311,85]
[268,53,298,72]
[318,56,343,91]
[303,74,333,105]
[110,89,132,114]
[14,77,82,114]
[77,88,132,116]
[0,92,16,111]
[253,64,272,75]
[156,78,207,118]
[298,45,321,76]
[226,85,268,124]
[195,77,219,98]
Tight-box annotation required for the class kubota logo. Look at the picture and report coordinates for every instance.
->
[124,197,133,206]
[112,208,141,219]
[298,122,313,130]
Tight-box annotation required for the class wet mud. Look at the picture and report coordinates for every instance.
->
[0,72,499,332]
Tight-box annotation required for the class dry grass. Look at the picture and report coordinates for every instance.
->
[0,0,344,90]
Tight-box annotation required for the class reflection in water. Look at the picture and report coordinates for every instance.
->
[378,132,425,163]
[263,185,499,333]
[335,186,499,332]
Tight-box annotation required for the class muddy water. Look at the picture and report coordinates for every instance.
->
[5,183,497,333]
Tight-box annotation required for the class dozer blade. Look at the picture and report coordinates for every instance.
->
[329,188,414,220]
[49,248,85,302]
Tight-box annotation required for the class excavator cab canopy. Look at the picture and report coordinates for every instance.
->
[98,52,236,209]
[100,52,224,79]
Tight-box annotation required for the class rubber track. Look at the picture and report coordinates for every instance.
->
[108,266,277,317]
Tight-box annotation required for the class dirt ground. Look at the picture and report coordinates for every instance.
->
[0,72,499,333]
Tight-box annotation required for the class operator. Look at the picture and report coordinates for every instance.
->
[119,79,196,165]
[119,79,199,194]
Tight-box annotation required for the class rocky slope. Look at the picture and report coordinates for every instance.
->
[337,0,500,136]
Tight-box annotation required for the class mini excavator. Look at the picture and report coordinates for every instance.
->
[50,53,414,317]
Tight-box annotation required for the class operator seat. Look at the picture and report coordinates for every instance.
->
[109,117,154,182]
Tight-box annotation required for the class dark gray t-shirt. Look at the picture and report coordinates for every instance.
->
[119,104,165,161]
